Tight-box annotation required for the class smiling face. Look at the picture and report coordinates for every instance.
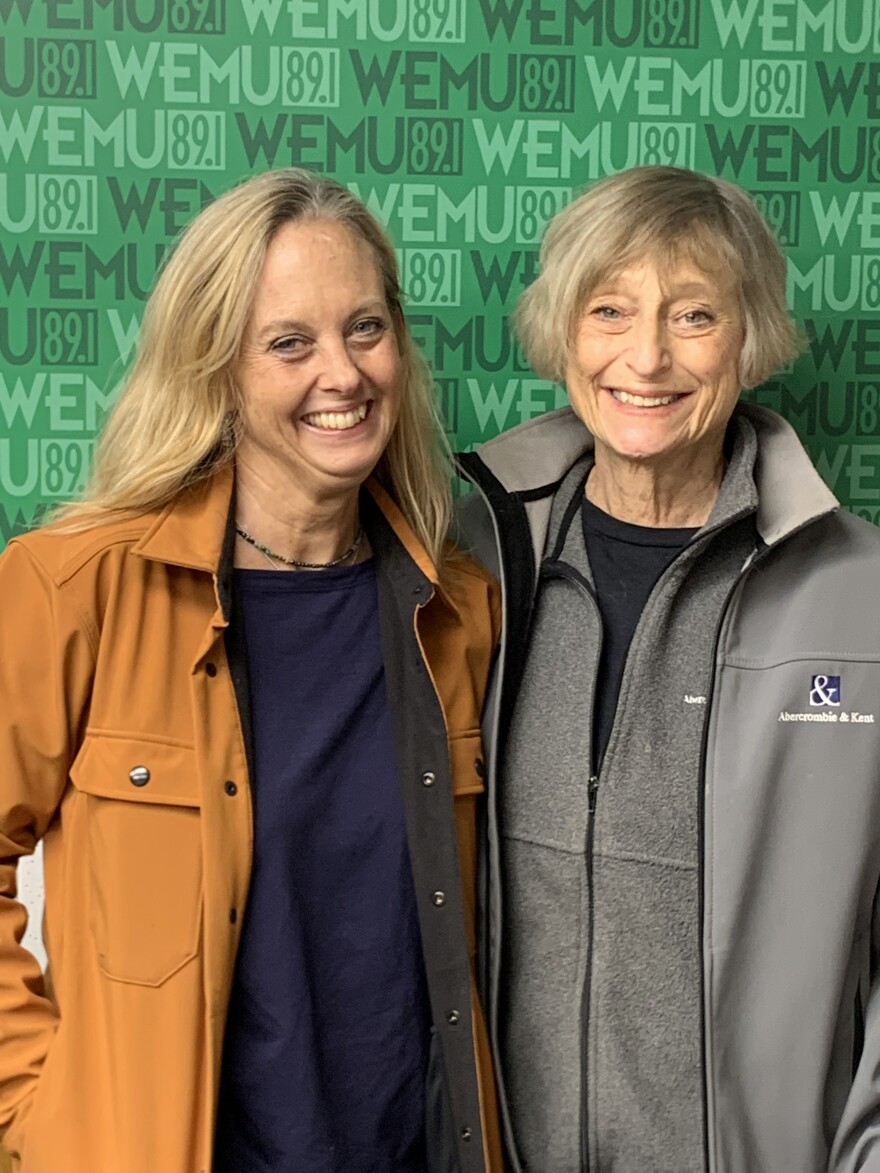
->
[234,218,402,508]
[566,257,745,472]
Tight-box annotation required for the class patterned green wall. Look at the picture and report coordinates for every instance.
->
[1,0,880,547]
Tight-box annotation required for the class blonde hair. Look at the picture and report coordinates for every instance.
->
[54,169,452,565]
[515,165,800,389]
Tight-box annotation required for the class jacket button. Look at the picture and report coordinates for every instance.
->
[461,1127,472,1142]
[229,908,237,925]
[205,662,218,677]
[421,771,435,787]
[129,766,150,787]
[474,757,486,779]
[224,780,238,796]
[446,1009,460,1025]
[431,890,446,907]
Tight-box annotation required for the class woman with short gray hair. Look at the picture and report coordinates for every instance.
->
[458,164,880,1173]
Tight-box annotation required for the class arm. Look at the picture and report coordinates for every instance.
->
[0,540,95,1155]
[829,888,880,1172]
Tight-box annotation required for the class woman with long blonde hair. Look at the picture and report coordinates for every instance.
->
[0,169,501,1173]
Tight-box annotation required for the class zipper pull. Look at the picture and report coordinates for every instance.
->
[588,775,599,814]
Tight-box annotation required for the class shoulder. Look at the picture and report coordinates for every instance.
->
[3,510,158,589]
[772,508,880,575]
[464,406,592,495]
[733,509,880,660]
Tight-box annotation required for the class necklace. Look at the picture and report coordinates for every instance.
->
[235,522,364,570]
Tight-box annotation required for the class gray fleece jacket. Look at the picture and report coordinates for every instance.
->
[457,402,880,1173]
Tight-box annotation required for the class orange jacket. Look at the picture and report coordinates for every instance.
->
[0,468,502,1172]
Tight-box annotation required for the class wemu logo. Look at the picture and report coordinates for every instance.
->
[0,503,44,544]
[237,116,462,176]
[583,56,806,119]
[811,444,880,502]
[708,0,878,54]
[0,372,114,431]
[808,193,880,250]
[470,251,538,301]
[0,241,166,300]
[805,320,880,375]
[0,0,34,23]
[417,316,529,373]
[704,124,880,183]
[105,41,339,108]
[816,62,880,118]
[477,0,651,48]
[465,377,566,434]
[747,381,880,439]
[242,0,411,40]
[0,308,99,367]
[349,49,575,113]
[789,256,880,314]
[106,178,215,235]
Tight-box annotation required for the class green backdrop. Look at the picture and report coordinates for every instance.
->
[1,0,880,547]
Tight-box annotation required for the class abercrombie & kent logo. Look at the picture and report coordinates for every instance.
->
[810,675,841,706]
[778,673,874,724]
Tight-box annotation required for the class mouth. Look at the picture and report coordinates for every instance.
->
[608,389,689,408]
[301,402,370,431]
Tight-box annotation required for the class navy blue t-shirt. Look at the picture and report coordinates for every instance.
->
[582,494,696,771]
[214,561,431,1173]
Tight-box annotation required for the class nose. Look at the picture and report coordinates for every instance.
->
[625,315,671,379]
[316,338,361,395]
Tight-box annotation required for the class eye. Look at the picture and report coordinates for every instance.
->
[681,309,713,325]
[270,335,309,357]
[349,317,388,343]
[590,305,622,320]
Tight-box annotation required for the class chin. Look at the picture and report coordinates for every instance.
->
[318,451,383,485]
[605,425,680,463]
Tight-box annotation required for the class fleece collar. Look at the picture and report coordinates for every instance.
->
[473,402,838,548]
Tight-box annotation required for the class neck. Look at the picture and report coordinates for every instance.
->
[234,458,362,569]
[586,442,725,528]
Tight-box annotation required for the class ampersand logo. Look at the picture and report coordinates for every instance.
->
[810,674,841,707]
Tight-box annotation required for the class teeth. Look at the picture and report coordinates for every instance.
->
[303,403,368,430]
[611,390,681,407]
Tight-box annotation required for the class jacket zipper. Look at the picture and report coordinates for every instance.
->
[566,529,750,1173]
[543,559,603,1173]
[580,772,600,1173]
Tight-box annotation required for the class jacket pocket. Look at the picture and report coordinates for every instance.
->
[70,734,203,987]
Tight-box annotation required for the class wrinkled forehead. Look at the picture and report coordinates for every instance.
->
[579,228,743,305]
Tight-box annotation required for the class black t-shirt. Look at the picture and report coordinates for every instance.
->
[581,494,697,771]
[215,560,430,1173]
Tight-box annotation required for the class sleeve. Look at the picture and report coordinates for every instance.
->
[0,540,95,1152]
[829,886,880,1172]
[453,492,502,583]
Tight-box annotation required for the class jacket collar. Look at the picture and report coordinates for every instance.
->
[132,464,235,575]
[473,402,838,548]
[131,464,458,616]
[364,478,461,617]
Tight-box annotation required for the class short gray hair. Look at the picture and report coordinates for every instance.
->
[514,165,799,389]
